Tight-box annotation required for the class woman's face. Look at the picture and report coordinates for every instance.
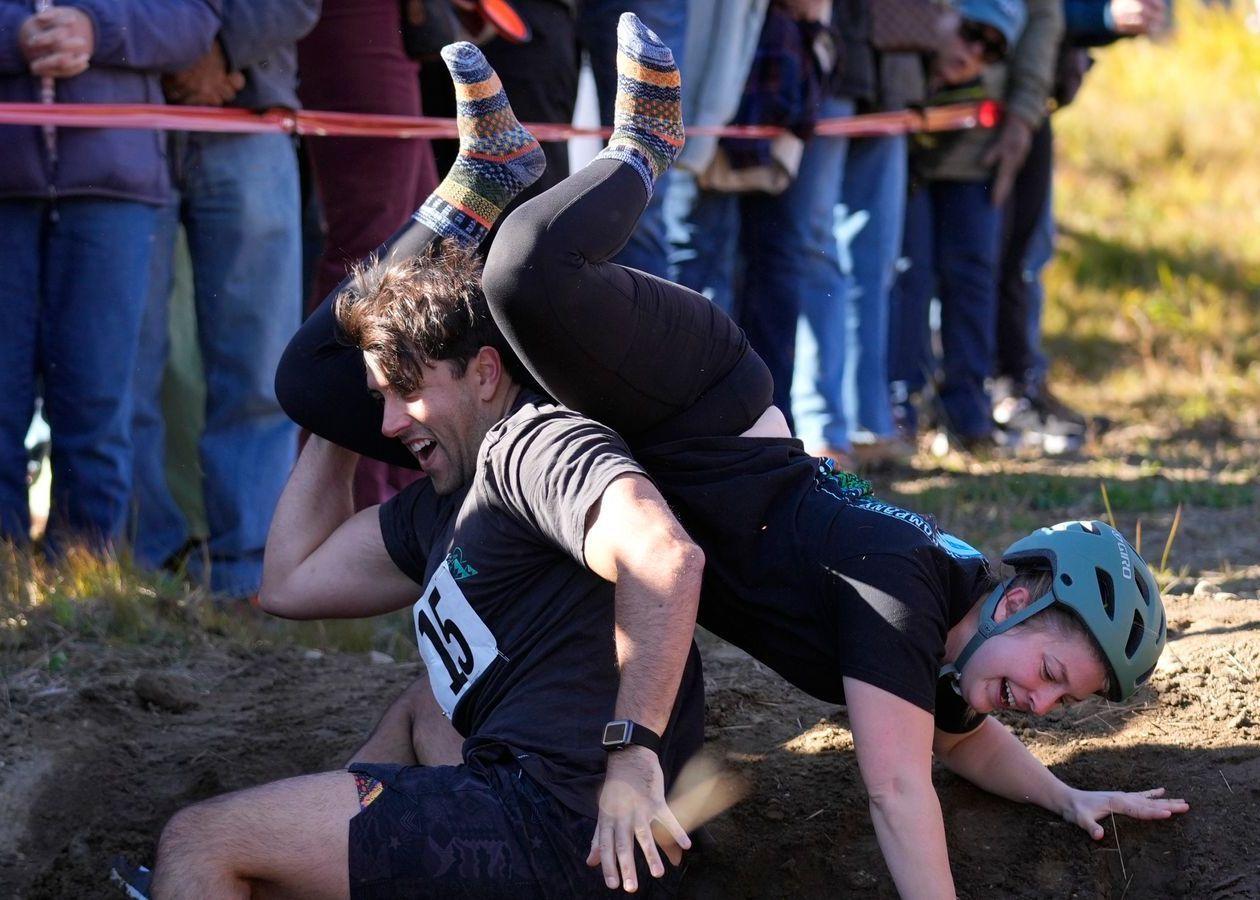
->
[957,605,1109,716]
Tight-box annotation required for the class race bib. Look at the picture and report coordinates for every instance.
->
[413,561,498,718]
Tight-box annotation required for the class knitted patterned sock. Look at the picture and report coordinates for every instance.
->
[595,12,684,198]
[414,41,546,247]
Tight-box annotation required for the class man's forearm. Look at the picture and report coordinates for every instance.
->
[610,543,703,734]
[260,435,360,602]
[867,782,956,899]
[938,717,1072,814]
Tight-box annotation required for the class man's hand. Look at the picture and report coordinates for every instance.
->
[1060,786,1189,840]
[19,7,94,79]
[586,747,691,893]
[163,41,245,106]
[1110,0,1167,35]
[982,115,1034,206]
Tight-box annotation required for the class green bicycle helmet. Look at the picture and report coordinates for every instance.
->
[950,520,1166,701]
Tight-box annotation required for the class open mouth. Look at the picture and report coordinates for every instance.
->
[406,438,438,467]
[1001,678,1017,710]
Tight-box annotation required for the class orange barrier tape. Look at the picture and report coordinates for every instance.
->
[0,101,1000,141]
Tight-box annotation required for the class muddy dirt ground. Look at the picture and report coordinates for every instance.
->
[2,508,1258,899]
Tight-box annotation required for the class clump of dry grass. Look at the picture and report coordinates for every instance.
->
[0,542,415,661]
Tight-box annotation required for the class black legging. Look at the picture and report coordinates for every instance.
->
[483,158,771,446]
[275,158,773,460]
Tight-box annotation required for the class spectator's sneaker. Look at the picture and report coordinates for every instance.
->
[992,379,1086,455]
[109,857,151,900]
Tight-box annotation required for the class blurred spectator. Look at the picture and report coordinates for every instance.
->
[793,0,959,470]
[130,1,319,598]
[890,0,1061,451]
[576,0,687,277]
[992,0,1167,452]
[298,0,439,508]
[0,1,220,552]
[664,0,771,311]
[669,0,832,431]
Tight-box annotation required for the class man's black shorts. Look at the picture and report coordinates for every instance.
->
[347,758,684,898]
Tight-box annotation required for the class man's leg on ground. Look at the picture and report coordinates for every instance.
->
[153,771,358,899]
[348,676,463,768]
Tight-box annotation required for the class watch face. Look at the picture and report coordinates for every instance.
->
[602,721,629,746]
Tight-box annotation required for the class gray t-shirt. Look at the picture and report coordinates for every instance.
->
[380,391,705,818]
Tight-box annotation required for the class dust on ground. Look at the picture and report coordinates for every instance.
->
[1,508,1258,899]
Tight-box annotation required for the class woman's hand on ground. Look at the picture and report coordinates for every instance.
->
[1061,787,1190,839]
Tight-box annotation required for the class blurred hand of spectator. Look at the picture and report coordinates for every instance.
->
[982,114,1033,205]
[777,0,830,23]
[163,41,245,106]
[1109,0,1167,35]
[933,30,986,86]
[19,6,94,78]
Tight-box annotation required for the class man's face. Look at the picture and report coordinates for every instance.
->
[365,353,484,495]
[957,599,1108,716]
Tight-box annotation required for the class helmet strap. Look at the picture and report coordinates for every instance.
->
[943,579,1062,680]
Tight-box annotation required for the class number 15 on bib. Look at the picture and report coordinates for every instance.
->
[413,563,499,718]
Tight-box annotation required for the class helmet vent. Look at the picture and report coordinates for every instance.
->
[1156,609,1166,644]
[1061,573,1074,587]
[1135,568,1153,607]
[1137,662,1157,686]
[1125,611,1145,659]
[1096,568,1116,620]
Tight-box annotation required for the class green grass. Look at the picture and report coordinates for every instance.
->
[1046,5,1260,423]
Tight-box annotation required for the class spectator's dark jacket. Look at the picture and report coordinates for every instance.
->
[0,0,221,205]
[829,0,874,104]
[219,0,320,110]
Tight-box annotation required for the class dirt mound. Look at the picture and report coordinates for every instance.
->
[1,597,1257,899]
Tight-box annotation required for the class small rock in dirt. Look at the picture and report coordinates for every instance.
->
[303,649,325,661]
[368,651,395,666]
[1230,714,1253,729]
[134,672,200,712]
[1216,592,1240,602]
[1193,580,1218,597]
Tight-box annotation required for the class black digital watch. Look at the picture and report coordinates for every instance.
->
[600,719,661,753]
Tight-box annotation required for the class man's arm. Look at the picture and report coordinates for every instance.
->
[582,473,704,894]
[934,716,1189,838]
[259,435,422,620]
[845,678,957,899]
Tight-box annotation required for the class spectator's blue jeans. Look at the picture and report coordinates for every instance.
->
[793,133,905,448]
[665,167,740,314]
[131,132,300,596]
[0,198,157,549]
[1022,192,1055,387]
[578,0,688,278]
[890,179,1001,439]
[746,95,854,435]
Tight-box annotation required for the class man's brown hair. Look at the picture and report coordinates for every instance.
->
[334,244,531,393]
